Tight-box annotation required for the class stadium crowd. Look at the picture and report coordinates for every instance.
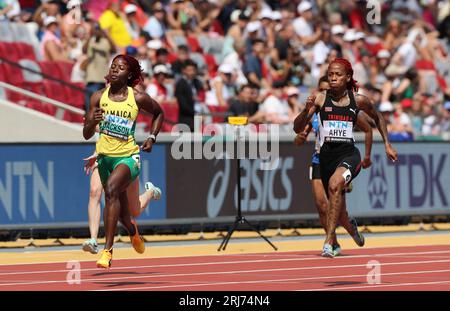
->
[1,0,450,139]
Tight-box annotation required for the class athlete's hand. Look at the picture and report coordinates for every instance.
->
[305,95,316,111]
[93,108,105,124]
[83,153,98,175]
[362,156,372,169]
[294,132,308,146]
[141,138,154,152]
[385,144,398,163]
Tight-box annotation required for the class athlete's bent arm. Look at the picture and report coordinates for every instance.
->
[83,91,104,140]
[356,94,397,162]
[356,111,373,169]
[135,91,165,152]
[293,94,321,134]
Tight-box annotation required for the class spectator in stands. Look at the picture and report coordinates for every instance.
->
[222,10,250,58]
[171,44,190,77]
[382,68,418,105]
[195,0,222,33]
[205,63,237,107]
[222,39,248,87]
[146,64,174,105]
[371,49,391,90]
[0,0,21,21]
[175,59,204,131]
[40,16,71,62]
[142,1,167,39]
[383,19,404,52]
[440,101,450,134]
[286,48,310,87]
[82,22,116,111]
[123,3,141,42]
[243,38,270,90]
[228,84,265,123]
[98,0,132,48]
[33,0,61,28]
[259,82,291,124]
[293,1,320,46]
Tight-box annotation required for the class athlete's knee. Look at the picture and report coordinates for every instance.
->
[328,179,342,196]
[90,184,103,200]
[130,208,140,218]
[104,182,120,200]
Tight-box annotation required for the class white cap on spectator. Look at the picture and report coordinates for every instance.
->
[354,31,365,40]
[67,0,81,9]
[218,63,233,74]
[297,1,312,13]
[331,24,345,35]
[379,101,394,112]
[124,4,138,14]
[272,11,282,21]
[286,87,300,97]
[259,9,273,20]
[377,49,391,58]
[343,29,357,42]
[230,10,241,23]
[43,16,58,27]
[147,40,163,50]
[154,64,169,75]
[246,21,261,33]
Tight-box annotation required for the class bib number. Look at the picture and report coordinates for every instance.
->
[132,154,141,170]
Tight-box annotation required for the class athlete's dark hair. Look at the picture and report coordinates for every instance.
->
[105,54,143,87]
[318,75,329,85]
[329,58,359,92]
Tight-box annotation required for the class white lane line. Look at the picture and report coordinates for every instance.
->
[299,280,450,291]
[1,242,449,266]
[97,269,450,291]
[1,249,450,277]
[1,259,450,288]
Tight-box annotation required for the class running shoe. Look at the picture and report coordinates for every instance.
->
[82,238,98,254]
[322,243,334,258]
[145,182,162,200]
[130,219,145,254]
[349,217,365,247]
[333,244,342,257]
[96,249,112,269]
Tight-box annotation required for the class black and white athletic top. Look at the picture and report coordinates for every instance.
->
[318,90,359,148]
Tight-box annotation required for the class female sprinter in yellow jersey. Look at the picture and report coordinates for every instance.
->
[83,54,164,268]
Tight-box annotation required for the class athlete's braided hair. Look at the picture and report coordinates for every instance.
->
[329,58,359,92]
[105,54,143,87]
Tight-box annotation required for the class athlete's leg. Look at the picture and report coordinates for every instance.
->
[312,179,338,245]
[324,167,347,246]
[82,168,103,254]
[102,164,134,250]
[338,196,354,235]
[126,177,154,218]
[88,168,102,240]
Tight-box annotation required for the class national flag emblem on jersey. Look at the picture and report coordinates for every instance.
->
[325,107,332,112]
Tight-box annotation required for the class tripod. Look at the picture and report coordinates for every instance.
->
[218,119,277,251]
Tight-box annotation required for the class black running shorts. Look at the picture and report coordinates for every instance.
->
[319,144,362,194]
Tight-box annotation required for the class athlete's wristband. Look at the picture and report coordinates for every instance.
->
[148,134,156,142]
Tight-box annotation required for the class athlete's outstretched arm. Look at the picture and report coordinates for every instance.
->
[83,90,104,140]
[356,95,398,162]
[293,94,320,133]
[356,111,373,169]
[135,91,164,152]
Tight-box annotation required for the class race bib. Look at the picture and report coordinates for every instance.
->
[99,114,134,141]
[323,120,354,143]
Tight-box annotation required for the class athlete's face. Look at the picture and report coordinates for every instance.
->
[109,58,130,85]
[327,63,350,90]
